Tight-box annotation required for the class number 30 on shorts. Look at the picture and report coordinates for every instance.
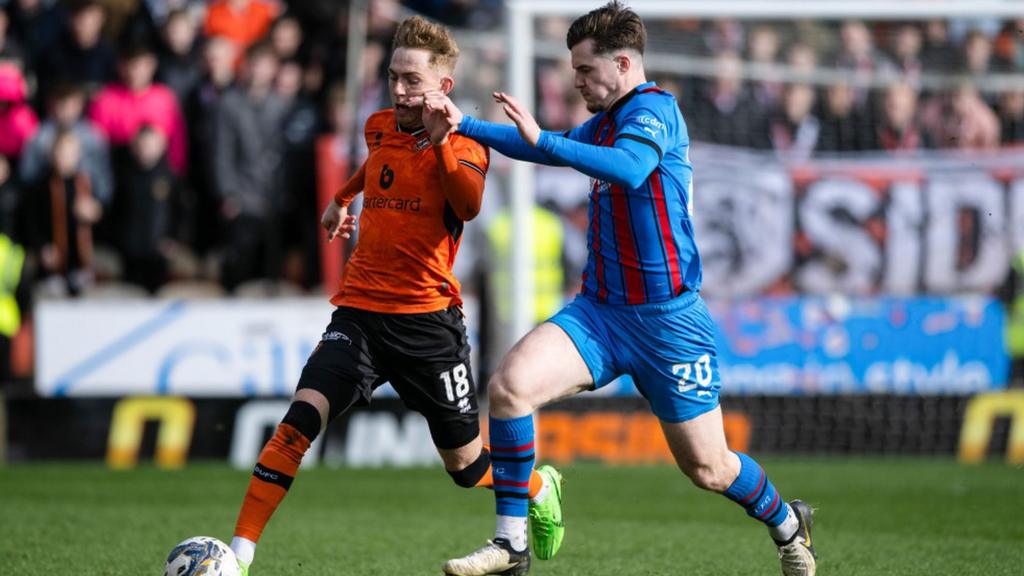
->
[672,354,715,398]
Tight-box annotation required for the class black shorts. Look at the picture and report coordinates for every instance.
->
[297,306,479,449]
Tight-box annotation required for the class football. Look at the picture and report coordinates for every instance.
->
[164,536,240,576]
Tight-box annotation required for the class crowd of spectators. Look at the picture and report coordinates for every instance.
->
[0,1,1022,307]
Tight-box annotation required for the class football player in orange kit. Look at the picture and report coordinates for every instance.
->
[227,15,562,575]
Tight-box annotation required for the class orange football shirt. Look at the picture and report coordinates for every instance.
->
[331,109,489,314]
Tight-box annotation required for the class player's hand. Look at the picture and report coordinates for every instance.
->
[322,201,356,241]
[421,91,455,145]
[494,92,541,146]
[423,91,463,130]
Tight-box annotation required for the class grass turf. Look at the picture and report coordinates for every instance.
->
[1,459,1021,575]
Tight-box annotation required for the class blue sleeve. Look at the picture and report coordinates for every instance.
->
[458,115,563,166]
[614,106,674,162]
[534,129,660,189]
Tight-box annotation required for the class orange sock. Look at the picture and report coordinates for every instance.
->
[234,423,311,542]
[473,447,544,498]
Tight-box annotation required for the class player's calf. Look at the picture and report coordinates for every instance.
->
[231,400,323,568]
[447,447,493,488]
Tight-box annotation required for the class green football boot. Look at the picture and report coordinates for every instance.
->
[528,465,564,560]
[237,558,250,576]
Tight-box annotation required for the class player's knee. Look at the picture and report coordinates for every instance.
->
[488,369,531,413]
[281,400,323,443]
[447,448,491,488]
[683,462,732,492]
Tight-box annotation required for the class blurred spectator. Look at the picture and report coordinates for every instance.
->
[123,0,208,45]
[0,6,30,68]
[816,82,873,152]
[39,0,117,99]
[690,51,769,148]
[213,42,288,290]
[997,90,1024,145]
[961,29,998,75]
[0,64,38,161]
[874,82,926,152]
[20,83,112,206]
[368,0,401,39]
[770,83,819,159]
[701,18,745,56]
[7,0,64,72]
[31,130,100,296]
[269,12,304,62]
[785,42,818,82]
[746,24,782,111]
[835,20,896,105]
[793,18,839,58]
[890,24,924,86]
[537,62,571,130]
[920,85,1000,150]
[185,35,237,255]
[405,0,502,30]
[0,155,21,240]
[921,20,958,72]
[117,125,180,293]
[994,18,1024,69]
[156,8,203,106]
[275,58,319,287]
[204,0,280,52]
[269,12,322,95]
[89,42,187,175]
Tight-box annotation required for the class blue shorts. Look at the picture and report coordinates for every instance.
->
[548,291,721,423]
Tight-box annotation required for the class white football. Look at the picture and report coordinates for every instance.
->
[164,536,240,576]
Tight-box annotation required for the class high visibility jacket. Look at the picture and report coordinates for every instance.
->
[1009,251,1024,358]
[0,234,24,338]
[487,206,564,324]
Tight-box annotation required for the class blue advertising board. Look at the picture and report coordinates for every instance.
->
[596,296,1008,396]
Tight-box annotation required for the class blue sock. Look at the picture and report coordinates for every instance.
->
[489,415,535,518]
[723,452,789,528]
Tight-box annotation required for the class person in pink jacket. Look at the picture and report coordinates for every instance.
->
[88,42,187,175]
[0,63,38,161]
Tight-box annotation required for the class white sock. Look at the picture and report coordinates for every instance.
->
[769,503,799,543]
[495,515,529,552]
[529,473,550,504]
[230,536,256,565]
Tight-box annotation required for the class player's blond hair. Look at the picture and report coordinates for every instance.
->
[392,16,459,74]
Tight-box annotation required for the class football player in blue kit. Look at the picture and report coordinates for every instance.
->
[424,2,818,575]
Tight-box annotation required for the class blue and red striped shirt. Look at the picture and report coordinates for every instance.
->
[460,81,700,305]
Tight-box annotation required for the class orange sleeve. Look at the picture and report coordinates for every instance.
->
[433,141,485,221]
[333,162,367,207]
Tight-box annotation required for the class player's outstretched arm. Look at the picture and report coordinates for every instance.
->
[420,92,561,166]
[491,93,662,189]
[322,162,366,241]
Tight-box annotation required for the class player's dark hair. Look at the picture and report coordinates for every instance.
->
[566,0,646,55]
[392,15,459,73]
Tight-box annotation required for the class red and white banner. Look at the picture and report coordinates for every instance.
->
[692,145,1024,297]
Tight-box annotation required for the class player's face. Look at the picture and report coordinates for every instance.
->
[571,38,624,113]
[389,47,450,129]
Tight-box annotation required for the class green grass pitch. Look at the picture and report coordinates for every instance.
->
[1,459,1021,575]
